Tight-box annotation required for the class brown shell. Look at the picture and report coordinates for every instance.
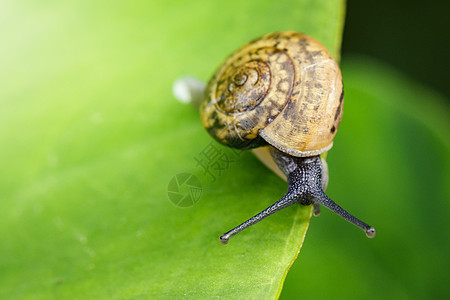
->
[200,31,343,157]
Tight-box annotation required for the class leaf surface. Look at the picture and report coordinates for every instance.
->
[0,1,345,299]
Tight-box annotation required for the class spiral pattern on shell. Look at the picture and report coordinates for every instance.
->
[201,31,343,157]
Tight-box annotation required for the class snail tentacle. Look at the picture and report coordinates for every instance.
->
[219,190,300,244]
[220,149,376,243]
[271,148,376,238]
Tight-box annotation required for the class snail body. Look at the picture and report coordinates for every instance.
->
[198,31,375,243]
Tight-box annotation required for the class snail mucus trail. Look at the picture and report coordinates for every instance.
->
[178,31,376,244]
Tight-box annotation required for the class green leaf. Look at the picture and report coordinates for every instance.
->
[280,57,450,299]
[0,0,345,299]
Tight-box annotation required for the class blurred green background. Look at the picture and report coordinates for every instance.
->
[343,0,450,100]
[0,0,448,299]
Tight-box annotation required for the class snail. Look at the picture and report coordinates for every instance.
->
[174,31,376,244]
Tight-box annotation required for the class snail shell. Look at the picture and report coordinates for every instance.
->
[200,31,343,157]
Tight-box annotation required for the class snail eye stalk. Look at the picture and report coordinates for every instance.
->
[219,150,376,244]
[220,187,300,244]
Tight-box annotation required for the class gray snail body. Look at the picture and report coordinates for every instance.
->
[178,31,376,244]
